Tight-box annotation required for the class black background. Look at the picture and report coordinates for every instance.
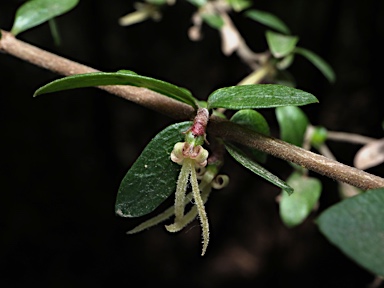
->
[1,0,383,287]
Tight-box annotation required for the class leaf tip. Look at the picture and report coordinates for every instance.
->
[284,186,294,195]
[115,207,132,218]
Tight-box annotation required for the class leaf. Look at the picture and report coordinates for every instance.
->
[276,106,309,147]
[201,14,224,29]
[225,143,293,195]
[294,47,336,83]
[187,0,207,7]
[279,172,321,227]
[310,126,328,148]
[48,18,61,46]
[207,84,318,110]
[227,0,252,12]
[266,30,299,58]
[245,9,290,34]
[115,121,192,218]
[11,0,79,36]
[317,188,384,277]
[34,71,198,108]
[230,109,270,162]
[146,0,168,4]
[276,54,295,70]
[354,138,384,170]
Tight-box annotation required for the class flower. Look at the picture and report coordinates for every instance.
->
[166,141,210,255]
[127,108,228,256]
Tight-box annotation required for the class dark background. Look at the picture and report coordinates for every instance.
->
[1,0,383,287]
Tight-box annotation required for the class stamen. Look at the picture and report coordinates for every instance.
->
[190,160,210,256]
[173,158,191,221]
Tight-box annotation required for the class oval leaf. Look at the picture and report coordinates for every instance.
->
[11,0,79,36]
[276,106,309,147]
[201,13,224,29]
[294,47,336,83]
[34,71,197,108]
[115,122,192,218]
[207,84,318,110]
[317,188,384,277]
[245,9,290,34]
[266,30,299,58]
[225,143,293,195]
[279,172,322,227]
[230,109,270,163]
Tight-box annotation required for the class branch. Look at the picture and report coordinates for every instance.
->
[0,30,195,121]
[1,30,384,190]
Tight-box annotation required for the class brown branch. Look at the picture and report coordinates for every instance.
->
[1,30,384,190]
[209,119,384,190]
[0,30,195,121]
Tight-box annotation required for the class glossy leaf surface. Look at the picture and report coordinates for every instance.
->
[34,71,197,108]
[225,143,293,195]
[11,0,79,35]
[279,172,321,227]
[245,9,290,34]
[317,188,384,277]
[115,122,191,217]
[207,84,318,110]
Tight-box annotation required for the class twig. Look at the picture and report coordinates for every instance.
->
[0,30,195,121]
[1,30,384,190]
[326,131,376,145]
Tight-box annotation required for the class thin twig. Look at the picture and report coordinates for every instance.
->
[0,30,195,121]
[1,30,384,190]
[326,131,376,145]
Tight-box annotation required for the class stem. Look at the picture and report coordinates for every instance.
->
[0,30,195,121]
[237,63,272,85]
[1,30,384,190]
[209,119,384,190]
[326,131,376,145]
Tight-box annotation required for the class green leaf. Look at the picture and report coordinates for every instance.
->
[226,0,252,12]
[279,172,321,227]
[276,106,309,147]
[245,9,290,34]
[207,84,318,110]
[310,126,328,148]
[230,109,270,162]
[48,18,61,46]
[11,0,79,36]
[146,0,168,5]
[266,30,299,58]
[294,47,336,83]
[276,54,295,70]
[317,188,384,277]
[115,121,192,217]
[34,71,198,108]
[201,14,224,29]
[225,143,293,195]
[187,0,207,7]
